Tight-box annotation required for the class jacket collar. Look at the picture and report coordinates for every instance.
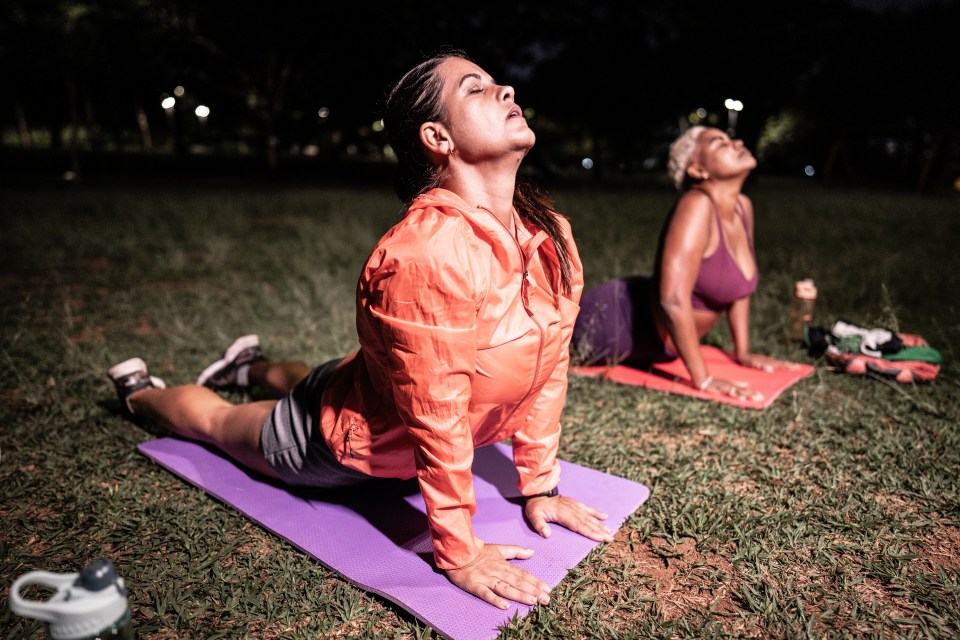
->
[411,187,562,296]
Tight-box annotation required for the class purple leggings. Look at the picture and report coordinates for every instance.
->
[572,276,676,366]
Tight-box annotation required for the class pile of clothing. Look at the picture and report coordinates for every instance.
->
[805,319,943,383]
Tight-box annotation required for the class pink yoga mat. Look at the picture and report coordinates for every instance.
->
[138,438,649,640]
[571,346,815,409]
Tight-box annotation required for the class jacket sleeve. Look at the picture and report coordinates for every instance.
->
[363,214,486,571]
[512,219,584,496]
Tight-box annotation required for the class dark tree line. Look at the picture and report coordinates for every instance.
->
[2,0,957,188]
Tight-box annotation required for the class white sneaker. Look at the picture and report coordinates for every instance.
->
[107,357,166,415]
[196,335,266,390]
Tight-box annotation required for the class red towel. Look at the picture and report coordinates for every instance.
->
[571,346,815,409]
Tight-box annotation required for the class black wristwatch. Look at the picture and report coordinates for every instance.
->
[523,486,559,504]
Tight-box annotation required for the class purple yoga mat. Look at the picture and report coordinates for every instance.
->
[138,438,649,640]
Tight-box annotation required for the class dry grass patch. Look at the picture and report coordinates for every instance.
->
[595,528,741,622]
[914,525,960,573]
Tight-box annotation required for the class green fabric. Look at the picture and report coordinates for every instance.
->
[885,345,943,364]
[834,335,862,354]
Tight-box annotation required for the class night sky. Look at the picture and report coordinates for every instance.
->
[1,0,957,186]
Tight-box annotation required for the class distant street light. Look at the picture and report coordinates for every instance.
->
[161,96,177,151]
[195,105,210,124]
[724,98,743,136]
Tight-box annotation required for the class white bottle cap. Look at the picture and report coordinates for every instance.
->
[795,279,817,299]
[10,560,129,640]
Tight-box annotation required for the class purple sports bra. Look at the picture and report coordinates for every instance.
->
[690,192,758,311]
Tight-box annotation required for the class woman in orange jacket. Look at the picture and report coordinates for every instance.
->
[107,49,612,609]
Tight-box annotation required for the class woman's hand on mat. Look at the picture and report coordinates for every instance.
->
[737,353,802,372]
[525,495,614,544]
[703,376,764,402]
[446,544,551,609]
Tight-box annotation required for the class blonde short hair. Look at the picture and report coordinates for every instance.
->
[667,126,705,191]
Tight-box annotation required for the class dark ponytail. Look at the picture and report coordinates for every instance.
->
[383,49,462,206]
[514,179,574,295]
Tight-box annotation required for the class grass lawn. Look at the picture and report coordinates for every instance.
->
[1,177,958,638]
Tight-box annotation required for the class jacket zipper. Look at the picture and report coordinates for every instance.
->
[345,418,356,458]
[481,206,546,427]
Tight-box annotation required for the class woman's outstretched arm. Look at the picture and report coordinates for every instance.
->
[657,192,713,388]
[728,296,803,372]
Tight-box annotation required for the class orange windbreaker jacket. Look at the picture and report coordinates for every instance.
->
[318,188,583,570]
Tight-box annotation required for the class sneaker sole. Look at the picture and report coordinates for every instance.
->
[107,358,166,415]
[196,334,261,386]
[108,357,148,381]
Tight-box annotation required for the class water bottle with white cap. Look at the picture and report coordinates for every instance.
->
[9,558,135,639]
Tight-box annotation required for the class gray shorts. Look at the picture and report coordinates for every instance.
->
[261,358,374,489]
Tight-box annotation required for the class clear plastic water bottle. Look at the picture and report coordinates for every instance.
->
[789,278,817,342]
[9,558,135,639]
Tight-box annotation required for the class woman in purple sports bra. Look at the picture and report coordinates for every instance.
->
[573,126,799,400]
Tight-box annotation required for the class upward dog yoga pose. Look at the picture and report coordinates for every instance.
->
[572,126,800,400]
[107,49,611,609]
